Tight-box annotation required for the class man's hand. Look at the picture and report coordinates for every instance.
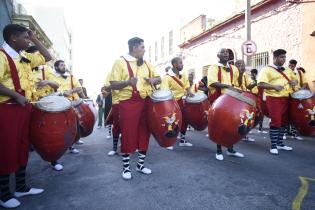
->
[63,90,72,97]
[28,30,37,42]
[36,79,49,89]
[289,80,298,87]
[273,85,284,92]
[128,77,137,86]
[14,94,28,106]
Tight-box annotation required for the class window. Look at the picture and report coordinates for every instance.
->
[251,52,269,70]
[169,30,173,55]
[161,37,164,58]
[155,41,158,62]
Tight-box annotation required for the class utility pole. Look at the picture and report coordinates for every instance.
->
[245,0,251,66]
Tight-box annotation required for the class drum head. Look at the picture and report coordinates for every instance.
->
[71,99,83,107]
[186,93,207,103]
[36,96,71,112]
[150,90,174,102]
[291,90,313,100]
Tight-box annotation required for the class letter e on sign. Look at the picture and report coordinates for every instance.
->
[242,40,257,56]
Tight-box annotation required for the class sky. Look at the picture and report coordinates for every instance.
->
[18,0,240,97]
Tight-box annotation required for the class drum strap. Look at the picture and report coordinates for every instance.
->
[122,57,138,94]
[269,66,292,84]
[170,75,185,89]
[194,84,198,93]
[0,49,25,96]
[41,68,45,80]
[70,74,75,100]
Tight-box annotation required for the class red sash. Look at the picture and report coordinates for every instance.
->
[194,84,198,92]
[269,66,291,83]
[0,49,25,97]
[122,57,139,96]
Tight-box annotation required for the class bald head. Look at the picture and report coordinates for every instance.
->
[171,57,183,71]
[217,48,230,64]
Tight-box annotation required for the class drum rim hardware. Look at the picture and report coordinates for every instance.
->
[225,89,256,107]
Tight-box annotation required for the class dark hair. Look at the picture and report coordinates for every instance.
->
[79,79,83,81]
[289,59,298,65]
[128,37,144,53]
[25,46,38,53]
[171,57,181,66]
[297,67,305,73]
[3,24,29,43]
[273,49,286,57]
[250,69,258,75]
[54,60,64,68]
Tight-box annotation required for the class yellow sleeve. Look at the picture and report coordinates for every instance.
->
[160,75,170,90]
[0,54,7,83]
[145,61,159,78]
[257,67,270,84]
[109,59,126,82]
[182,73,190,89]
[301,72,307,84]
[44,66,56,81]
[24,52,45,69]
[104,73,111,86]
[207,65,219,87]
[71,76,81,88]
[233,67,240,87]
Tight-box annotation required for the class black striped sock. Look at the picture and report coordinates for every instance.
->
[0,175,12,202]
[15,167,30,192]
[108,125,112,136]
[270,128,279,149]
[113,137,118,151]
[291,126,298,137]
[277,127,286,146]
[217,145,222,154]
[137,151,146,170]
[122,154,130,173]
[180,134,186,143]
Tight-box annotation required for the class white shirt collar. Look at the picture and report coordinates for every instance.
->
[168,68,183,77]
[270,63,282,69]
[122,53,137,62]
[2,42,20,59]
[54,71,71,77]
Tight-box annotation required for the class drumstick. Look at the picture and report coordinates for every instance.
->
[7,101,54,105]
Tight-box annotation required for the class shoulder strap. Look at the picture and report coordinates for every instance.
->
[121,57,137,92]
[144,61,152,78]
[41,68,46,80]
[229,64,234,87]
[269,66,291,83]
[0,49,24,96]
[170,75,184,88]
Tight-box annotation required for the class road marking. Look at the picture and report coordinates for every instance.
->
[292,176,315,210]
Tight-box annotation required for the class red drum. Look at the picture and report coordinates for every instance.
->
[183,93,210,130]
[30,95,77,162]
[147,90,182,147]
[208,90,257,147]
[290,90,315,136]
[83,99,98,124]
[72,99,95,138]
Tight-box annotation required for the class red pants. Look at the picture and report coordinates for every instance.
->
[112,104,121,138]
[177,99,188,135]
[266,96,289,128]
[0,103,32,175]
[119,95,150,154]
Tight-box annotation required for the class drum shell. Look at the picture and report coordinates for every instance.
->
[84,99,98,123]
[289,96,315,136]
[30,107,77,162]
[73,102,95,138]
[208,92,257,147]
[147,99,182,147]
[183,100,210,130]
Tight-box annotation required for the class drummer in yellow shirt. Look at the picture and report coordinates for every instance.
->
[0,24,51,209]
[109,37,161,180]
[53,60,83,153]
[258,49,297,155]
[161,57,194,149]
[208,48,244,161]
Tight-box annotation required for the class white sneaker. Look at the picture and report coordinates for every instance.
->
[0,198,21,208]
[206,134,209,137]
[283,134,287,140]
[69,148,79,154]
[106,135,112,139]
[76,140,84,145]
[226,151,244,158]
[52,163,63,171]
[270,148,279,155]
[243,137,255,142]
[97,125,101,129]
[262,131,268,134]
[136,167,152,175]
[122,171,132,180]
[179,142,193,147]
[294,136,303,140]
[277,145,293,151]
[107,150,117,156]
[166,146,174,150]
[14,188,44,198]
[215,153,224,161]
